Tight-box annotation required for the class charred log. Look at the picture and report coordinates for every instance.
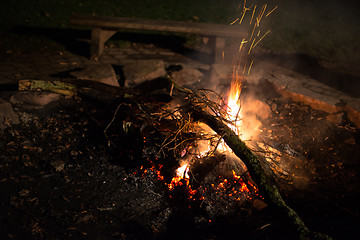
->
[189,153,226,188]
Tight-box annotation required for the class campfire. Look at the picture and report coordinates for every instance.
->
[154,0,278,203]
[4,1,359,239]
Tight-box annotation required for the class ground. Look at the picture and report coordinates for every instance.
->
[0,1,360,239]
[0,78,359,239]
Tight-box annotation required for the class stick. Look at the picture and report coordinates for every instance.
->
[18,79,139,97]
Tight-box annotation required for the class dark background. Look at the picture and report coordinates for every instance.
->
[0,0,359,74]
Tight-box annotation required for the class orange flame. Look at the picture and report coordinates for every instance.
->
[168,162,190,191]
[227,76,243,132]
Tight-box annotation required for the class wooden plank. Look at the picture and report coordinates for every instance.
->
[70,15,247,38]
[90,28,116,59]
[214,37,226,63]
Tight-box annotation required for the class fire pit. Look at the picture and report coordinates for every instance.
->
[2,71,359,239]
[1,1,359,240]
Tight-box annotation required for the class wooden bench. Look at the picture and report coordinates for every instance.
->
[70,15,248,62]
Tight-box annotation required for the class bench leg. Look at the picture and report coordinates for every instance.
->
[214,37,225,63]
[90,28,116,60]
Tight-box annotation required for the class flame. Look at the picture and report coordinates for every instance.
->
[168,162,190,191]
[176,163,190,179]
[227,76,243,134]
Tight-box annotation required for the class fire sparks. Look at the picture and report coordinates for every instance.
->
[230,0,277,75]
[266,5,278,17]
[165,1,278,196]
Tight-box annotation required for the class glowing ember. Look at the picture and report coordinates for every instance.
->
[168,162,190,191]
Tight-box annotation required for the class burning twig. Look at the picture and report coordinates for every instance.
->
[104,103,128,147]
[252,29,271,49]
[266,6,278,17]
[230,17,240,25]
[247,60,254,75]
[250,5,256,25]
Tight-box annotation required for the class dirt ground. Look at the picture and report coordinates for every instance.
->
[0,79,359,240]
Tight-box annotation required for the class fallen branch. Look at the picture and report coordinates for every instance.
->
[19,79,76,96]
[187,104,332,240]
[18,79,139,97]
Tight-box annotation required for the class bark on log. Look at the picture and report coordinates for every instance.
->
[188,105,332,240]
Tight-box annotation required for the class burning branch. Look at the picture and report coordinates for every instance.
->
[185,103,332,240]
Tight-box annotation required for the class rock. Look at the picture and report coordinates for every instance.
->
[247,60,360,128]
[50,160,65,172]
[0,98,20,130]
[10,92,62,110]
[77,214,93,223]
[344,137,356,145]
[270,103,277,112]
[17,112,38,124]
[70,64,119,87]
[170,65,203,86]
[123,59,166,86]
[252,199,267,211]
[18,189,30,197]
[326,112,344,125]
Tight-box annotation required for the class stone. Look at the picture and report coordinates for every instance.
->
[123,59,166,86]
[344,137,356,145]
[70,64,119,87]
[247,60,360,128]
[10,92,62,110]
[0,98,20,130]
[50,160,65,172]
[17,112,38,124]
[170,65,203,86]
[252,199,267,211]
[326,112,344,125]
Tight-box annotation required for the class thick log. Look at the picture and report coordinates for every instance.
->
[18,79,76,96]
[188,105,332,240]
